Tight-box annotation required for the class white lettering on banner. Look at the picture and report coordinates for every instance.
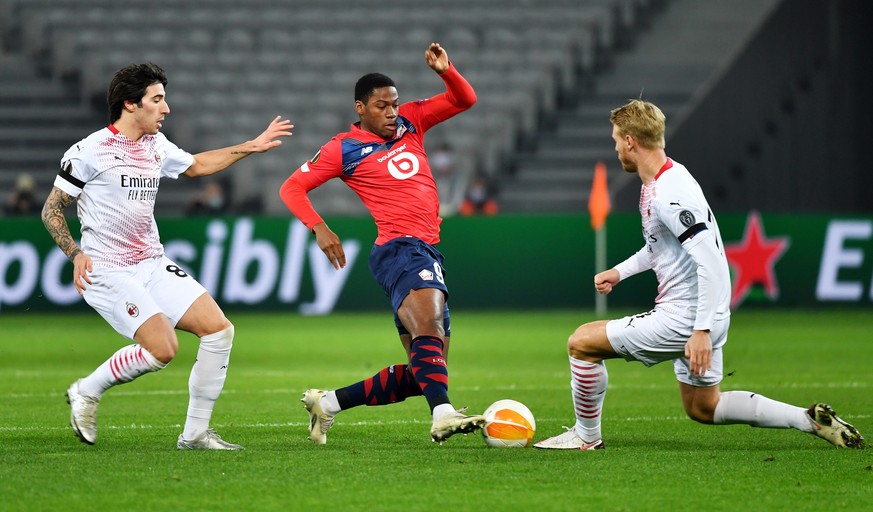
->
[816,220,872,301]
[300,239,361,315]
[201,221,229,294]
[0,242,39,309]
[223,218,281,304]
[41,248,79,304]
[0,219,360,314]
[278,220,309,302]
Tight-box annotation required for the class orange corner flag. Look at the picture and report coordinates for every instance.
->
[588,161,610,231]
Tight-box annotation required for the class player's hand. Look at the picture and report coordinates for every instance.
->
[425,43,449,74]
[594,268,620,295]
[313,222,346,270]
[685,330,713,377]
[249,116,294,153]
[72,251,93,295]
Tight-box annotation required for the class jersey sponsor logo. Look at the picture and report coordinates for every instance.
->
[387,152,420,180]
[361,146,373,156]
[126,302,140,317]
[377,143,408,163]
[418,268,434,281]
[679,210,695,227]
[378,143,419,180]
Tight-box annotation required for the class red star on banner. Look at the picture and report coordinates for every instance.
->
[723,211,790,309]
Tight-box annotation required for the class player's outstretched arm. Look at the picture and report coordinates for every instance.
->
[185,116,293,178]
[425,43,449,74]
[41,186,92,294]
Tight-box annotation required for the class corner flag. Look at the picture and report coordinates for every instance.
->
[588,162,610,316]
[588,161,610,230]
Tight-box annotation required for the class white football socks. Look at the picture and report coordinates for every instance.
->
[570,356,608,442]
[182,325,234,441]
[78,343,166,397]
[433,403,456,421]
[713,390,813,432]
[320,391,342,416]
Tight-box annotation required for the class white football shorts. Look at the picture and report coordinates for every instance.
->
[82,255,207,340]
[606,307,730,387]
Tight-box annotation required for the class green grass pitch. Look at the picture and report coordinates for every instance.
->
[1,309,870,511]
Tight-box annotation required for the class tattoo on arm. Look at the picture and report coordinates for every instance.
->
[230,150,252,155]
[41,188,81,261]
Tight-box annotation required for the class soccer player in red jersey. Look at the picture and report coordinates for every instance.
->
[280,43,485,444]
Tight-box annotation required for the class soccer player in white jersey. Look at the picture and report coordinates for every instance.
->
[41,63,292,450]
[535,99,864,451]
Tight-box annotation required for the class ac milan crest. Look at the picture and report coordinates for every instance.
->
[126,302,140,317]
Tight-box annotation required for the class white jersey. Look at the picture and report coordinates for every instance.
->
[616,158,731,329]
[53,125,194,269]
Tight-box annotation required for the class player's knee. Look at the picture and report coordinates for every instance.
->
[202,324,234,351]
[148,336,179,364]
[684,399,717,424]
[567,324,595,359]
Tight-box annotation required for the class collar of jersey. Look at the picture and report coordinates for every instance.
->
[653,157,674,180]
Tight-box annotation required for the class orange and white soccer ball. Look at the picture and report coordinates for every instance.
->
[482,399,536,448]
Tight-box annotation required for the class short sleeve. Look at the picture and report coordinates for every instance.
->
[158,137,195,179]
[55,144,92,197]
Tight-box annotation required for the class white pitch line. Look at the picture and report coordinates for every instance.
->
[2,413,869,433]
[3,380,869,400]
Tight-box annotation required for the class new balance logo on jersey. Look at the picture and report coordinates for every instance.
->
[361,146,373,156]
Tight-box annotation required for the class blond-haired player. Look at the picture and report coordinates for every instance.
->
[535,99,864,451]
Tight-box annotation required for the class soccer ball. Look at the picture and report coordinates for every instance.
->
[482,399,536,448]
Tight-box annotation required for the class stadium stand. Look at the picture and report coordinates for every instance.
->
[498,0,782,212]
[0,0,655,216]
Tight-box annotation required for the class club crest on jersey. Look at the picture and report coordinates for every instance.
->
[418,269,434,281]
[126,302,140,318]
[679,210,695,227]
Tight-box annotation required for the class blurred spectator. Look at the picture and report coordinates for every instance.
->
[459,173,498,216]
[185,180,228,215]
[4,173,40,215]
[431,141,456,201]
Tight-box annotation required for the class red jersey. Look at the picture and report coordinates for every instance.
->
[280,64,476,245]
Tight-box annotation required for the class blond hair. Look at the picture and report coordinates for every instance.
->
[609,99,666,149]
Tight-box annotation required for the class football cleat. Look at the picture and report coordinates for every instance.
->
[533,426,605,450]
[66,379,100,445]
[807,403,865,449]
[177,429,243,450]
[301,389,334,445]
[430,408,486,444]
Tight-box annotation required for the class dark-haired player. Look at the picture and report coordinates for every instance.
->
[280,43,483,444]
[42,62,292,449]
